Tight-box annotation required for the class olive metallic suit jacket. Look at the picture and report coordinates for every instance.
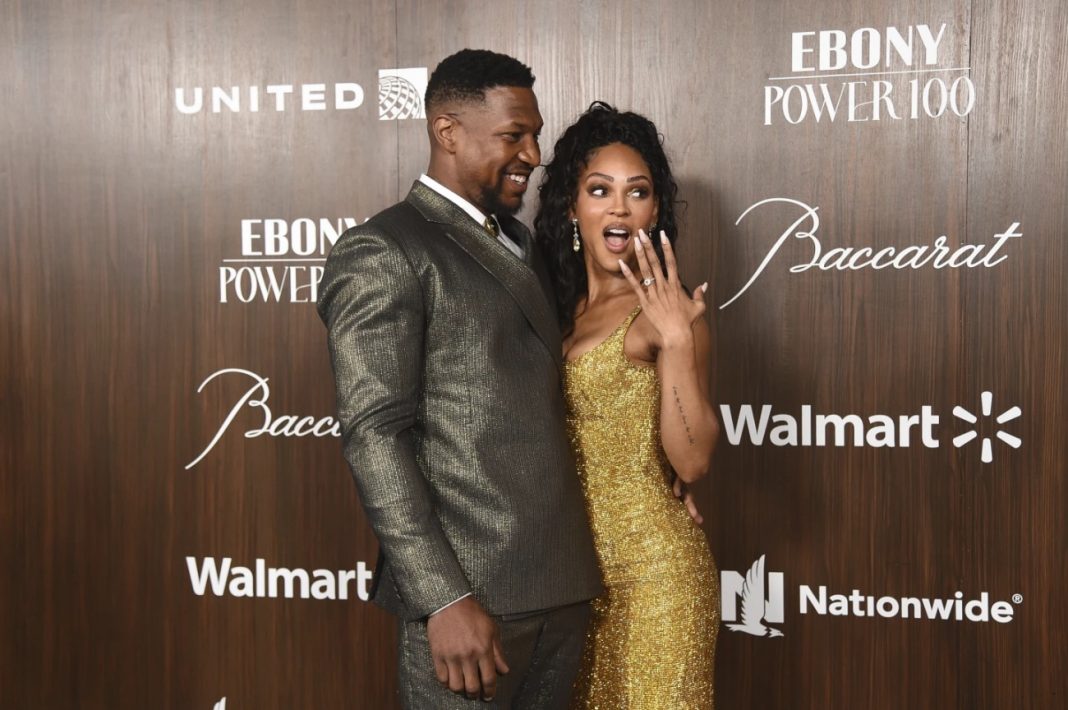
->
[317,182,602,621]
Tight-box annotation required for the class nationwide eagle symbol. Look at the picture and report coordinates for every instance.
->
[725,555,785,637]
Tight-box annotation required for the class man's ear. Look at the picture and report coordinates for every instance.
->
[430,113,459,153]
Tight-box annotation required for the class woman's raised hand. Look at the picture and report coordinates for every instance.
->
[618,230,708,348]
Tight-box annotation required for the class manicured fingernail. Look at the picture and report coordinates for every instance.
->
[660,232,668,243]
[634,237,643,250]
[618,259,628,270]
[701,282,709,292]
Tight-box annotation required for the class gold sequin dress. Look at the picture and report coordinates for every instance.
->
[565,306,719,709]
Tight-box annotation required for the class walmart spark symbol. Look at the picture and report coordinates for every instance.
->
[952,391,1022,463]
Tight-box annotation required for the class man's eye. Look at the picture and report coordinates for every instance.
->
[502,133,520,142]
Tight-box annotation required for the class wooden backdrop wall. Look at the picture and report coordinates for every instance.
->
[3,0,1065,707]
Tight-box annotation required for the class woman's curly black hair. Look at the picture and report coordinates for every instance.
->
[534,102,681,336]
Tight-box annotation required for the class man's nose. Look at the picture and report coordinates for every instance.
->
[519,135,540,167]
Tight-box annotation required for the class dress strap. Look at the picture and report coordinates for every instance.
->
[614,306,643,351]
[622,305,642,331]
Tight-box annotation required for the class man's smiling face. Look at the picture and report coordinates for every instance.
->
[451,86,543,216]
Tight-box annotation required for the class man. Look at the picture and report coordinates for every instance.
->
[318,49,602,708]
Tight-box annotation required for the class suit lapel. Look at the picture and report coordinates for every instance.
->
[406,182,562,365]
[505,214,560,323]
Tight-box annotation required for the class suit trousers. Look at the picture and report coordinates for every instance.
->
[397,601,592,709]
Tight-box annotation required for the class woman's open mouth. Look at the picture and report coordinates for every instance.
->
[603,225,631,254]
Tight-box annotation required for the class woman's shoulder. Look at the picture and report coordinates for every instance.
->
[624,308,660,365]
[565,296,640,353]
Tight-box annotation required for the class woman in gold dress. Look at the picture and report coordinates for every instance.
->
[534,103,720,709]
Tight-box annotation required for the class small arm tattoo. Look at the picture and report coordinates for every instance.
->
[673,385,696,445]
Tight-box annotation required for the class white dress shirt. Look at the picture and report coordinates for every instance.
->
[418,173,525,260]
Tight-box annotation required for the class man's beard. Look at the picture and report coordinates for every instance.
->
[479,177,522,217]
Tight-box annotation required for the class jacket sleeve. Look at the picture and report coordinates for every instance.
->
[317,225,471,618]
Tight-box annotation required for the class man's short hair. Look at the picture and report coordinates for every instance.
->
[425,49,535,114]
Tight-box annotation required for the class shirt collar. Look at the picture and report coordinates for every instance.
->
[418,173,518,256]
[418,173,488,227]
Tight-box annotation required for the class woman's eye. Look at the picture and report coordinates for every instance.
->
[589,186,606,197]
[629,188,649,199]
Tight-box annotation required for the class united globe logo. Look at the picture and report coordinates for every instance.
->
[378,67,427,120]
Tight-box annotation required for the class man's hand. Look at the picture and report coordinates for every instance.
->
[426,596,510,701]
[673,475,704,524]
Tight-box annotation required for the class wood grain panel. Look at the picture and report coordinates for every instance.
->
[960,1,1068,706]
[704,2,973,707]
[3,0,1066,708]
[4,1,400,707]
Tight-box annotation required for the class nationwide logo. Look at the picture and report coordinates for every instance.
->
[763,22,974,125]
[722,556,1022,638]
[187,556,373,601]
[218,218,362,304]
[185,368,340,470]
[378,68,428,120]
[719,391,1022,464]
[175,67,428,117]
[722,555,785,637]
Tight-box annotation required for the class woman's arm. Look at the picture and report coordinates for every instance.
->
[619,230,719,483]
[656,317,719,482]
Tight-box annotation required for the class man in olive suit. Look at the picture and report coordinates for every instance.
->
[318,49,602,708]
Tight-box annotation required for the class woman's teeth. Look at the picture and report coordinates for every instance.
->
[603,228,631,252]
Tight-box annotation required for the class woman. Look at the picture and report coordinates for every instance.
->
[535,102,720,709]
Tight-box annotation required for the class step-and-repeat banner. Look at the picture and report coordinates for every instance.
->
[4,1,1065,707]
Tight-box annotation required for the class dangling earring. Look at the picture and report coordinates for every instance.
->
[572,219,581,252]
[649,222,657,235]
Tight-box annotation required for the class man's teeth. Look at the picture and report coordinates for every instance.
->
[507,174,527,184]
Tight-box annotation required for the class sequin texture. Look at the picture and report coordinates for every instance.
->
[565,307,719,709]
